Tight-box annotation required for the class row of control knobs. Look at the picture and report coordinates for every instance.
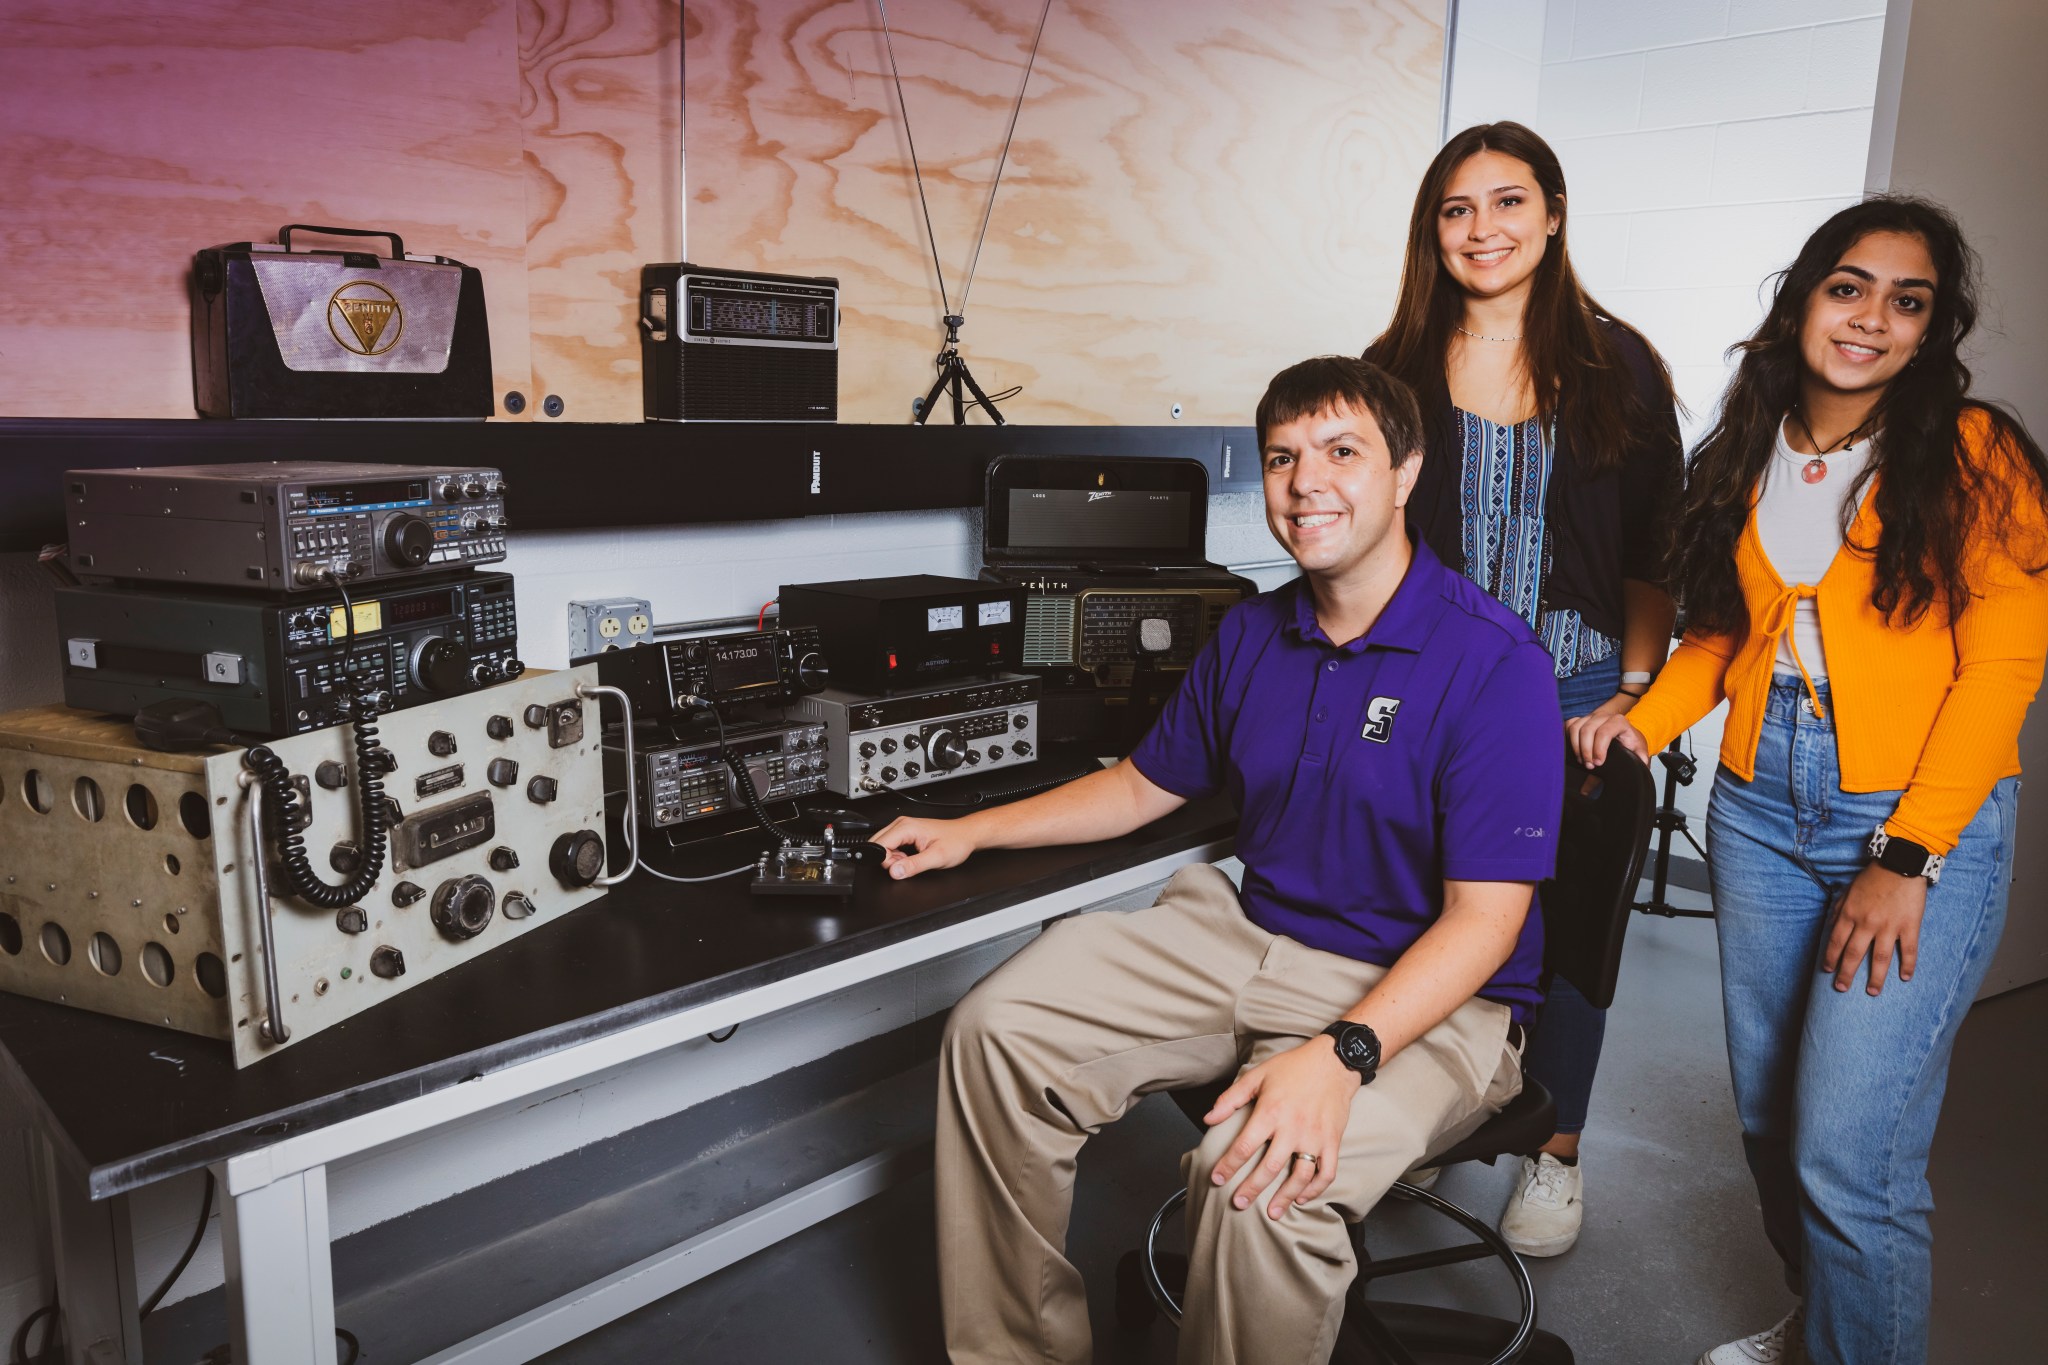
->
[872,739,1031,784]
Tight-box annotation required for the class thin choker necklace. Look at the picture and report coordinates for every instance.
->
[1790,408,1875,484]
[1456,324,1521,343]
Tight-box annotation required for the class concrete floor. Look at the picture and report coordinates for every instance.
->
[539,886,2048,1365]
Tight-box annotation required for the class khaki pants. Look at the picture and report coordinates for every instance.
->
[936,864,1523,1365]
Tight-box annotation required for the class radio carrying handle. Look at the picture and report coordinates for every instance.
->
[278,224,406,259]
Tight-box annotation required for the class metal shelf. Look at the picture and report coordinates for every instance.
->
[0,419,1261,553]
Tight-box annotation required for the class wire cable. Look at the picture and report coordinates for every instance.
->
[874,0,1056,320]
[958,0,1055,315]
[10,1301,57,1365]
[873,0,952,313]
[635,856,755,884]
[138,1171,215,1318]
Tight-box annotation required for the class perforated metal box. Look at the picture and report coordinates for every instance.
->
[0,665,609,1067]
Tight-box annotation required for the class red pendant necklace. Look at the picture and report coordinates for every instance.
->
[1791,408,1873,484]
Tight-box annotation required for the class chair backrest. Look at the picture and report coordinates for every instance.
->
[1539,744,1655,1011]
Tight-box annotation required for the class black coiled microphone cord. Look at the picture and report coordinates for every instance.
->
[242,688,389,907]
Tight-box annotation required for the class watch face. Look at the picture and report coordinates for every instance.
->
[1337,1027,1379,1069]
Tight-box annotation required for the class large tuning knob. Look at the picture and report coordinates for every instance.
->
[430,875,496,941]
[411,637,473,695]
[383,513,435,568]
[926,727,967,771]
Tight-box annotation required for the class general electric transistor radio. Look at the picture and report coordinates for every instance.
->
[191,224,493,419]
[640,263,838,421]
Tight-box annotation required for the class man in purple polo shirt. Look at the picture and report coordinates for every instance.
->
[873,356,1563,1365]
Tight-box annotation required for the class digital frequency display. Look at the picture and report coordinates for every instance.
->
[706,638,780,692]
[305,479,429,509]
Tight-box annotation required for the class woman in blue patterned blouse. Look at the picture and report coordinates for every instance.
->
[1364,121,1683,1258]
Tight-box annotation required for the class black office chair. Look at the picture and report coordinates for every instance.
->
[1117,743,1656,1365]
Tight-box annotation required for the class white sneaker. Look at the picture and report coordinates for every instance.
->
[1497,1153,1582,1256]
[1398,1164,1441,1191]
[1695,1306,1806,1364]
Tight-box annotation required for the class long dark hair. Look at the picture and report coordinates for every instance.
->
[1670,195,2048,636]
[1364,121,1673,475]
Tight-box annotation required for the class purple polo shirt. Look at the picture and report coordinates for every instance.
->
[1129,539,1562,1020]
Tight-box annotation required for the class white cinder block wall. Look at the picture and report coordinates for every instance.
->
[0,0,1895,1339]
[1449,0,1887,828]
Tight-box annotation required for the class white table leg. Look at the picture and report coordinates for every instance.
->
[214,1162,338,1365]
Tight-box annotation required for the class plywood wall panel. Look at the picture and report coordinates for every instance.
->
[0,0,1443,427]
[0,1,534,419]
[518,0,684,422]
[683,0,1447,425]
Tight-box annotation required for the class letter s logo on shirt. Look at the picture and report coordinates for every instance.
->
[1361,696,1401,744]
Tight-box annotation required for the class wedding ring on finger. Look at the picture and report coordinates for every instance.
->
[1292,1151,1318,1167]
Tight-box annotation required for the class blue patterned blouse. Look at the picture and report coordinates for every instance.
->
[1453,406,1619,680]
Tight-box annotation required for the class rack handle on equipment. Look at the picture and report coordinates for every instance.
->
[278,224,406,259]
[236,770,292,1047]
[576,680,638,888]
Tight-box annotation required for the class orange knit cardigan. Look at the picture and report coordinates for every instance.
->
[1630,407,2048,854]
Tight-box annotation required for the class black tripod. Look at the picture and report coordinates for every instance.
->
[1634,737,1714,918]
[915,314,1006,425]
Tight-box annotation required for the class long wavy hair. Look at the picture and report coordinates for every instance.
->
[1364,121,1673,475]
[1670,195,2048,636]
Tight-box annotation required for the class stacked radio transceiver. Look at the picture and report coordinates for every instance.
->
[62,462,520,737]
[4,460,631,1063]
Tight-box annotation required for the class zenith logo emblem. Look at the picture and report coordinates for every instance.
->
[1087,490,1114,502]
[326,281,402,356]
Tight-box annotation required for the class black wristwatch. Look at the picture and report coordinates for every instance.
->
[1869,825,1944,885]
[1320,1021,1382,1086]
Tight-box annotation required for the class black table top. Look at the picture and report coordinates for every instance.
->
[0,766,1235,1199]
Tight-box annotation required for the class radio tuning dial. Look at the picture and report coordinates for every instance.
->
[858,741,877,759]
[438,481,463,502]
[470,659,501,687]
[903,761,921,778]
[963,749,982,766]
[430,875,496,941]
[550,830,605,887]
[412,637,473,695]
[927,728,968,771]
[1013,740,1033,757]
[383,513,434,568]
[463,480,487,500]
[795,652,828,691]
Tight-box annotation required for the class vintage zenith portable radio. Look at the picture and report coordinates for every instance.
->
[979,456,1254,751]
[640,263,838,421]
[191,224,493,419]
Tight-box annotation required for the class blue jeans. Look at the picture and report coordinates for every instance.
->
[1707,678,2016,1365]
[1521,654,1622,1136]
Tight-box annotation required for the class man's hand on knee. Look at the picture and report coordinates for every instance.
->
[871,815,977,880]
[1202,1038,1358,1219]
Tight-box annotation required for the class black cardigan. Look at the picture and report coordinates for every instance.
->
[1404,322,1682,642]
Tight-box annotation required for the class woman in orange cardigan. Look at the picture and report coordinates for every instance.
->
[1573,197,2048,1365]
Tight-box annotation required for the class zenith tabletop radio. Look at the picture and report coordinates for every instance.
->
[66,461,508,593]
[778,576,1025,694]
[979,456,1253,751]
[59,571,523,738]
[191,224,493,419]
[639,263,838,421]
[0,666,608,1068]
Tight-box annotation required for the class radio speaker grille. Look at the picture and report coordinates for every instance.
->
[1024,597,1078,666]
